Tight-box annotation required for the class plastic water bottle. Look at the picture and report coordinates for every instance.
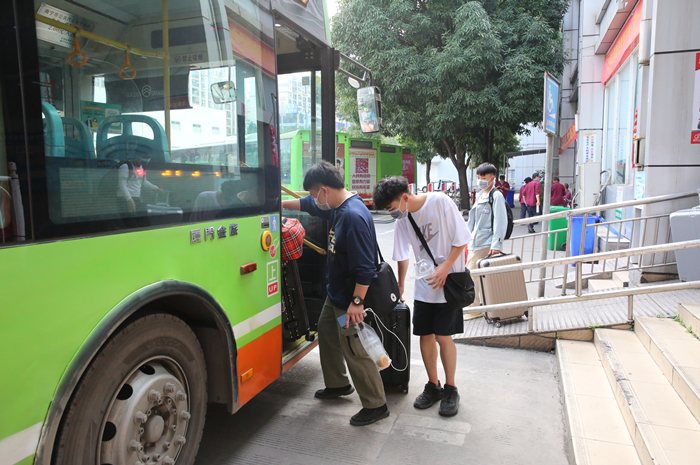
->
[410,259,435,280]
[356,322,391,370]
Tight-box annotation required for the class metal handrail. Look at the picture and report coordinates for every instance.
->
[470,239,700,277]
[468,280,700,315]
[512,191,698,225]
[467,239,700,332]
[35,14,166,58]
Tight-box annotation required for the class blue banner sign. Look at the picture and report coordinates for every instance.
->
[543,72,560,135]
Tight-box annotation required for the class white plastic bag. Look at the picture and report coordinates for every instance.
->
[356,322,391,370]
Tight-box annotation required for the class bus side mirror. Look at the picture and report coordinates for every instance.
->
[357,86,381,134]
[211,81,236,104]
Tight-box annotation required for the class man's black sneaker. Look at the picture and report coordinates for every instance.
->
[439,385,460,417]
[350,404,390,426]
[314,385,355,399]
[527,226,535,234]
[413,381,443,409]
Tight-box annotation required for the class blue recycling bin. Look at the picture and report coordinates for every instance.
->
[506,190,515,208]
[570,215,603,260]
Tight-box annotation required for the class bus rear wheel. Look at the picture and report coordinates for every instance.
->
[53,314,208,465]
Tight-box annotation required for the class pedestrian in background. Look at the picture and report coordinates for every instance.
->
[550,176,566,207]
[496,174,510,198]
[564,183,573,207]
[521,173,541,233]
[519,176,532,221]
[466,163,508,307]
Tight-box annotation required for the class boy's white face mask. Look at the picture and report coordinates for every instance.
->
[314,187,331,211]
[389,196,408,220]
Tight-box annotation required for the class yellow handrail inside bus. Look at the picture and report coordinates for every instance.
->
[300,238,326,255]
[281,185,310,198]
[34,14,167,59]
[280,186,325,255]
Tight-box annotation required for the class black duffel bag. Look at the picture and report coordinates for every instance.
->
[408,213,475,308]
[343,244,401,318]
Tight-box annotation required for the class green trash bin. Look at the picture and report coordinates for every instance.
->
[548,206,570,251]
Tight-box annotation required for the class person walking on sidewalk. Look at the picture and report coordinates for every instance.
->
[496,174,510,199]
[522,173,541,233]
[466,163,508,307]
[282,161,389,427]
[373,176,472,417]
[564,183,573,207]
[550,177,566,207]
[519,176,532,221]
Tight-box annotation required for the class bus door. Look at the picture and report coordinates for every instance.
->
[274,16,335,354]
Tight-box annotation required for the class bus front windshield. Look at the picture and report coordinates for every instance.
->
[33,0,278,235]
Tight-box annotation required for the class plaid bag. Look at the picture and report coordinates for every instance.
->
[281,217,305,261]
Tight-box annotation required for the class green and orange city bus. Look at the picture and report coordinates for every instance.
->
[0,0,360,463]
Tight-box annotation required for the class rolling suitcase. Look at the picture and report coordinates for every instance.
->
[369,302,411,393]
[146,193,183,226]
[280,260,313,342]
[670,206,700,282]
[477,253,530,327]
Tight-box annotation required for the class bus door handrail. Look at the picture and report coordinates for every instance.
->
[281,185,326,255]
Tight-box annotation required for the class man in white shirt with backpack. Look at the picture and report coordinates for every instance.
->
[374,176,472,417]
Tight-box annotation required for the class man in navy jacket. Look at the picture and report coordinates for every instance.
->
[282,161,388,426]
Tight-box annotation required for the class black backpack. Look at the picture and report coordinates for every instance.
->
[488,188,514,240]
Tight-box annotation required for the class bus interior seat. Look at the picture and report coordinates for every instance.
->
[62,117,96,159]
[41,102,65,158]
[96,115,171,163]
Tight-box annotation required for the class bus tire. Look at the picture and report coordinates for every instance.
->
[52,313,208,465]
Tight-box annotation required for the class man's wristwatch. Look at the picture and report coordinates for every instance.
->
[352,296,364,306]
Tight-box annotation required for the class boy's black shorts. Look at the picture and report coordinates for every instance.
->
[412,300,464,336]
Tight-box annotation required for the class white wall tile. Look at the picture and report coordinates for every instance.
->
[563,0,580,32]
[581,54,605,84]
[580,0,603,37]
[651,0,700,54]
[645,53,700,167]
[578,82,605,129]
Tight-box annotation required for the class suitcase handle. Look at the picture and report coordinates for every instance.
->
[155,192,170,205]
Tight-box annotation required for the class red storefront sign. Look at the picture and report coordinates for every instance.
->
[229,20,276,76]
[559,121,578,154]
[692,54,700,144]
[402,153,415,183]
[602,1,643,85]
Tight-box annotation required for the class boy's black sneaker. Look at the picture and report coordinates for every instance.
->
[413,381,443,409]
[349,404,390,426]
[439,384,460,417]
[314,385,355,399]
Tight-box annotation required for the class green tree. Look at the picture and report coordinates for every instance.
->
[333,0,566,208]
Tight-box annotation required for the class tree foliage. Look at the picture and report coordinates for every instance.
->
[333,0,567,208]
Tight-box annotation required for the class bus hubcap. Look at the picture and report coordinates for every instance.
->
[99,359,190,465]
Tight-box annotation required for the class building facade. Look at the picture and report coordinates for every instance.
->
[562,0,700,271]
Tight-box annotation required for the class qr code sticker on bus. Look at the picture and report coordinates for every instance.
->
[355,158,369,174]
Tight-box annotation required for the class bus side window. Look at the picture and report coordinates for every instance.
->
[30,0,279,239]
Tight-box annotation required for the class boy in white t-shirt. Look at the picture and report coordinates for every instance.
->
[374,177,472,417]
